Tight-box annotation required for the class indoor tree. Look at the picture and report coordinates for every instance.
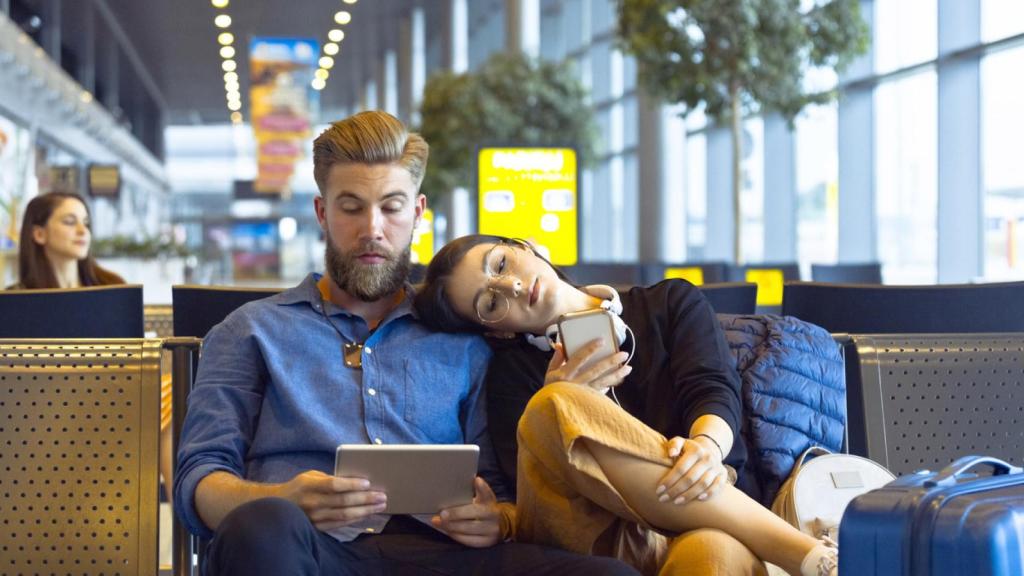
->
[617,0,868,263]
[417,52,598,205]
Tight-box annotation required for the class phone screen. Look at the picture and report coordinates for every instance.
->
[558,310,618,374]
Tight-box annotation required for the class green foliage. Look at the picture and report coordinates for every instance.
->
[417,52,599,203]
[616,0,869,123]
[91,234,191,259]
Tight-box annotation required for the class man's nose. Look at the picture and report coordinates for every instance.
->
[361,207,385,239]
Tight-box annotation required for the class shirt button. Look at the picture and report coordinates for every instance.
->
[365,347,373,354]
[367,388,377,396]
[374,438,383,445]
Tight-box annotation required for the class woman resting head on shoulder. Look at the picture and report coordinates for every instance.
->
[414,234,840,576]
[15,192,124,290]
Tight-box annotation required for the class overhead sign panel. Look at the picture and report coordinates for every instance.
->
[249,37,318,196]
[477,147,578,266]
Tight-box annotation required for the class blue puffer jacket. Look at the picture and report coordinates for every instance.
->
[718,314,846,507]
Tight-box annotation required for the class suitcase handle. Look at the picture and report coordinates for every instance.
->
[925,456,1024,487]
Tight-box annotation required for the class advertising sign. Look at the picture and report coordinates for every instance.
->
[249,37,318,196]
[411,208,434,265]
[477,147,578,266]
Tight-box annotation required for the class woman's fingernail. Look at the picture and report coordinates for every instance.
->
[655,485,666,495]
[698,494,708,501]
[673,496,686,505]
[658,494,669,503]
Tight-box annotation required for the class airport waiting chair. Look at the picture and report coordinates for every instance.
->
[563,263,643,287]
[145,304,176,338]
[641,262,730,286]
[810,262,882,284]
[698,282,758,315]
[171,285,282,339]
[168,285,282,576]
[843,333,1024,475]
[0,285,145,338]
[0,337,162,574]
[726,263,801,311]
[781,281,1024,334]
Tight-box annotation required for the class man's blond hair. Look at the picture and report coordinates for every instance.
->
[312,110,429,194]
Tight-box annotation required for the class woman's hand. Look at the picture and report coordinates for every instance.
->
[655,436,728,505]
[544,341,631,391]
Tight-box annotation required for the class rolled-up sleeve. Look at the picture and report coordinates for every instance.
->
[173,314,268,538]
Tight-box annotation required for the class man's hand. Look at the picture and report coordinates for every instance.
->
[655,436,728,505]
[431,477,503,548]
[544,341,631,391]
[277,470,387,531]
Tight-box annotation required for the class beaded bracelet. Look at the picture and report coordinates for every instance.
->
[693,433,725,460]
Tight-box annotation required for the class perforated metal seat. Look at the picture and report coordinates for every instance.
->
[144,305,175,338]
[845,333,1024,475]
[0,338,162,575]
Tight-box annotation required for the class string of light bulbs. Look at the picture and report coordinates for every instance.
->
[313,0,358,92]
[211,0,243,123]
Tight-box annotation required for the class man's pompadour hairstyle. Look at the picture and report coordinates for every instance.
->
[312,110,429,194]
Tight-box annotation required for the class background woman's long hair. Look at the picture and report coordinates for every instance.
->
[17,192,124,289]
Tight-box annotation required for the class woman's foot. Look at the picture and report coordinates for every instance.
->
[799,539,838,576]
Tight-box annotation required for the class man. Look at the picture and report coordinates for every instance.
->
[174,111,637,575]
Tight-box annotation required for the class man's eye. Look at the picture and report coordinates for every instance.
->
[383,202,403,213]
[340,204,360,213]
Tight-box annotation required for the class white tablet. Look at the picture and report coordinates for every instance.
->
[333,444,479,514]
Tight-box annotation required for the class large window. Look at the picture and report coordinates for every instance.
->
[740,118,765,264]
[685,132,707,259]
[982,47,1024,279]
[875,70,938,284]
[874,0,937,74]
[795,103,839,271]
[982,0,1024,43]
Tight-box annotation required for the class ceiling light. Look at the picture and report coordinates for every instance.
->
[311,78,326,90]
[328,29,344,42]
[222,59,237,72]
[224,71,238,82]
[323,42,339,56]
[220,46,236,59]
[343,0,357,4]
[218,32,234,45]
[227,90,241,100]
[314,68,329,80]
[225,80,240,91]
[211,0,229,7]
[227,100,242,111]
[334,11,351,25]
[319,56,334,69]
[230,111,243,123]
[215,14,232,28]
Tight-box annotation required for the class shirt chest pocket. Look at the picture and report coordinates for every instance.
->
[404,358,466,442]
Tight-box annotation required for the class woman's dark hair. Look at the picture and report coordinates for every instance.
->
[414,234,571,333]
[17,192,124,289]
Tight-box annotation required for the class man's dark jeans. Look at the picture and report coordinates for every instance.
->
[205,498,640,576]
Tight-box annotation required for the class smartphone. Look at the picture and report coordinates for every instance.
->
[557,309,619,374]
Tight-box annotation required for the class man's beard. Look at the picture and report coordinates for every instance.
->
[325,232,412,302]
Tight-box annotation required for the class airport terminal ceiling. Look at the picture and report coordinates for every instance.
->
[98,0,422,125]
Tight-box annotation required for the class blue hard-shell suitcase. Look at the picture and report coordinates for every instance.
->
[839,456,1024,576]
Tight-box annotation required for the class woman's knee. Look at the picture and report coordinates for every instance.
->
[661,528,767,576]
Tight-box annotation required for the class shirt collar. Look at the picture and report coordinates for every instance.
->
[277,272,419,321]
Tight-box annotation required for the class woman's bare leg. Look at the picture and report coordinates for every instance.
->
[160,424,174,504]
[582,439,816,575]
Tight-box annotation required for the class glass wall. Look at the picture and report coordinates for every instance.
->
[982,46,1024,279]
[795,103,839,272]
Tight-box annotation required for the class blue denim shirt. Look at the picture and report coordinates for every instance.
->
[174,273,500,541]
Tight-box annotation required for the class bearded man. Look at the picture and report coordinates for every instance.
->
[174,111,637,576]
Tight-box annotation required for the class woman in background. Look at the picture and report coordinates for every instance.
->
[14,191,124,289]
[13,191,173,505]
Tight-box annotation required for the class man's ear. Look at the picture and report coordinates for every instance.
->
[413,193,427,227]
[313,194,327,231]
